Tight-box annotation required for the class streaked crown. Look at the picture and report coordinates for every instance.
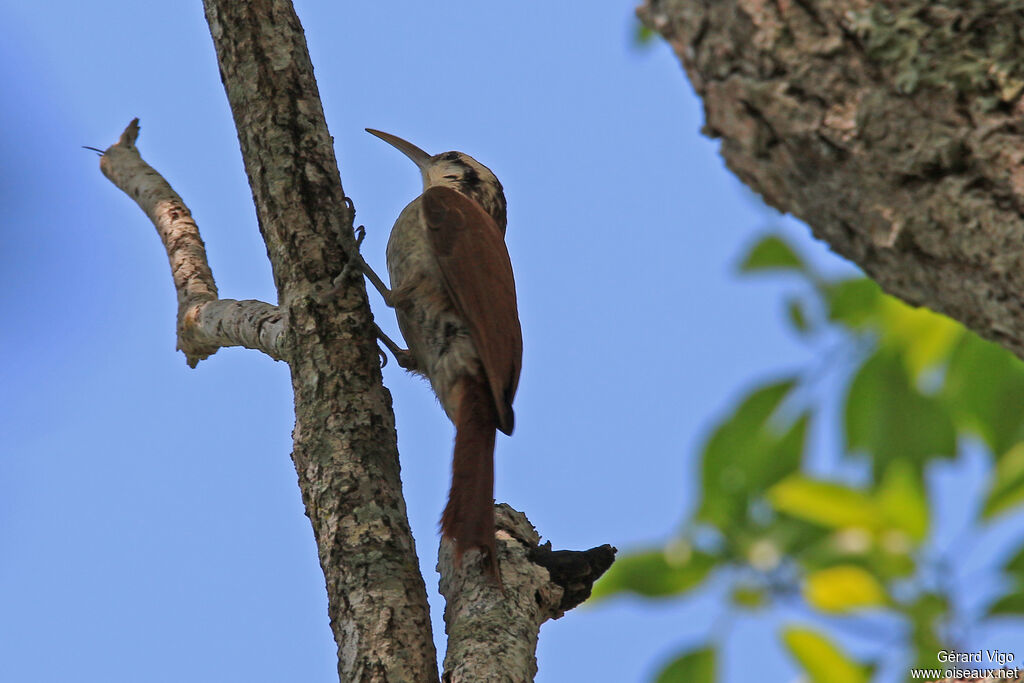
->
[366,129,508,234]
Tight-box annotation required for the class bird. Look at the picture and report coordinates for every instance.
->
[363,128,522,584]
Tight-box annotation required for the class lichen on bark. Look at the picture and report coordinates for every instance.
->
[639,0,1024,358]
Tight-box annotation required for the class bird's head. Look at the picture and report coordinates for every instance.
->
[367,128,507,234]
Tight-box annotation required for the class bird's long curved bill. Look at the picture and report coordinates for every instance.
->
[365,128,431,170]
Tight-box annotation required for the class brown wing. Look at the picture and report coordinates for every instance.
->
[422,185,522,435]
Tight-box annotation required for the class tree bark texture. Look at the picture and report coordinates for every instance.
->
[438,505,615,683]
[97,120,287,366]
[638,0,1024,358]
[201,1,438,680]
[96,2,616,680]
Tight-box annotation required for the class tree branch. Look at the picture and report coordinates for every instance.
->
[99,3,615,680]
[639,0,1024,359]
[199,1,437,680]
[439,505,616,682]
[98,119,286,366]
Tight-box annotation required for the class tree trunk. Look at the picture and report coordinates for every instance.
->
[203,1,438,679]
[95,1,613,680]
[638,0,1024,359]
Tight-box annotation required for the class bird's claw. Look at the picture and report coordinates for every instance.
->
[328,225,370,296]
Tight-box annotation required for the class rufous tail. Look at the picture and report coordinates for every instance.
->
[441,374,500,584]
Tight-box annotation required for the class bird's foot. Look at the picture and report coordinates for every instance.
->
[374,324,418,371]
[318,225,368,304]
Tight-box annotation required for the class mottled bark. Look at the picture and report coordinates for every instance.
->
[639,0,1024,358]
[201,1,437,680]
[439,505,616,683]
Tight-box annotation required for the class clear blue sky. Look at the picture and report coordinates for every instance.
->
[4,2,1003,682]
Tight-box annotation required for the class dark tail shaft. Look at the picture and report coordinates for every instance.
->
[441,375,499,583]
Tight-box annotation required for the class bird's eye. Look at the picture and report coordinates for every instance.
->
[443,174,458,180]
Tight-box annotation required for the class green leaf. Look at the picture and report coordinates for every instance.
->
[875,459,929,541]
[943,332,1024,455]
[804,565,888,612]
[782,626,869,683]
[826,279,881,330]
[654,646,716,683]
[590,546,716,601]
[731,585,766,609]
[767,413,810,491]
[739,235,806,273]
[877,296,962,378]
[908,593,948,669]
[869,539,916,578]
[697,379,801,530]
[984,442,1024,518]
[988,588,1024,617]
[790,529,871,577]
[845,350,956,472]
[696,382,806,532]
[1001,536,1024,575]
[991,543,1024,615]
[786,297,810,334]
[767,515,832,556]
[768,476,881,530]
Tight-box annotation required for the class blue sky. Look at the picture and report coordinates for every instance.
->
[0,2,952,681]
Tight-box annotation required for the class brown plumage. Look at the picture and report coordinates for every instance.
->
[444,374,499,581]
[422,186,520,435]
[368,130,521,583]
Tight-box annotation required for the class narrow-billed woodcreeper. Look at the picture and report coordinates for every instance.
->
[365,129,522,583]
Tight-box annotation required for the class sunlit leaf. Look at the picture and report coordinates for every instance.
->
[876,459,929,541]
[827,279,881,330]
[654,646,716,683]
[877,297,962,378]
[782,626,869,683]
[739,235,806,273]
[845,350,956,472]
[697,379,800,529]
[983,442,1024,518]
[590,546,716,601]
[943,332,1024,455]
[768,476,881,530]
[870,537,917,578]
[804,565,887,612]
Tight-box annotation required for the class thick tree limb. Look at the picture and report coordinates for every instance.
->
[98,119,286,366]
[439,505,615,683]
[198,1,439,680]
[639,0,1024,359]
